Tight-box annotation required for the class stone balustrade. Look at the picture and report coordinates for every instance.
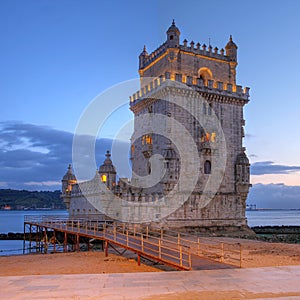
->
[129,73,250,105]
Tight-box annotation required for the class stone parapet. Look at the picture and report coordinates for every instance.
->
[130,75,250,108]
[140,41,230,70]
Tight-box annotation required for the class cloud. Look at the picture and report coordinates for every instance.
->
[247,183,300,209]
[251,161,300,175]
[0,121,130,191]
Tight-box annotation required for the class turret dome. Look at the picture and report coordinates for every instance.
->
[99,150,116,174]
[62,164,76,181]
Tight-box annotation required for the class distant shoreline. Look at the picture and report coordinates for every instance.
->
[246,208,300,211]
[1,208,299,211]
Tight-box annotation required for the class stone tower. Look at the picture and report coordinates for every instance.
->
[129,21,251,230]
[61,21,251,232]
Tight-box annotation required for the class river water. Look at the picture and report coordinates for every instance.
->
[1,209,300,256]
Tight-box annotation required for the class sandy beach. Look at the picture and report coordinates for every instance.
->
[1,238,300,276]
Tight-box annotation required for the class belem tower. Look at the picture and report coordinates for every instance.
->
[61,21,251,232]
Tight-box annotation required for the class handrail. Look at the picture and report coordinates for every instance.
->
[24,215,242,268]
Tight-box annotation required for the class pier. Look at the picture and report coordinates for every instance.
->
[24,215,243,270]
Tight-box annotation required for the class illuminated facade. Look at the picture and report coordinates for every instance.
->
[62,21,251,232]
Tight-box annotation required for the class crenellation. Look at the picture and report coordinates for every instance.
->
[130,74,250,107]
[140,33,235,72]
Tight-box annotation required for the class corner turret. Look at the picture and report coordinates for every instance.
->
[225,35,238,62]
[166,19,180,47]
[99,150,117,190]
[62,164,77,193]
[235,152,250,192]
[61,164,77,209]
[139,45,148,69]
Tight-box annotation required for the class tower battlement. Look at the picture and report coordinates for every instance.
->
[130,74,249,109]
[140,40,233,71]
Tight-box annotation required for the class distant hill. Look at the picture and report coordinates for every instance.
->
[0,189,66,210]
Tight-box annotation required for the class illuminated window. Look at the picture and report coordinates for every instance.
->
[142,134,152,145]
[205,132,210,141]
[204,160,211,174]
[201,132,216,143]
[101,174,107,182]
[211,132,216,142]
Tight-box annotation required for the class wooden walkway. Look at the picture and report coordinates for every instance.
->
[24,216,243,271]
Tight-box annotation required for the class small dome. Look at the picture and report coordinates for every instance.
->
[62,164,76,181]
[236,152,249,165]
[167,19,180,35]
[99,150,116,174]
[225,35,237,49]
[139,45,148,57]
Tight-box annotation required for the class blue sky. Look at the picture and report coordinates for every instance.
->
[0,0,300,207]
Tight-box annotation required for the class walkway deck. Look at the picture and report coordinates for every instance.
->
[2,266,300,299]
[24,216,242,271]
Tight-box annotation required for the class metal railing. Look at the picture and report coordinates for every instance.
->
[24,216,192,270]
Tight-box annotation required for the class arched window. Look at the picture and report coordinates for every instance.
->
[204,160,211,174]
[198,67,213,85]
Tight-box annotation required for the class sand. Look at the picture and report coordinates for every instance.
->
[0,238,300,276]
[0,251,160,276]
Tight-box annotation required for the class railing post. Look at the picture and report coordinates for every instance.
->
[239,243,242,268]
[158,239,161,259]
[53,230,56,253]
[146,226,149,240]
[178,232,180,246]
[188,249,192,269]
[141,234,144,252]
[103,223,106,236]
[94,223,96,235]
[122,223,125,234]
[77,221,79,232]
[197,237,200,255]
[64,232,67,252]
[114,225,116,242]
[161,228,163,240]
[134,224,136,237]
[180,246,183,267]
[126,230,129,247]
[220,243,224,263]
